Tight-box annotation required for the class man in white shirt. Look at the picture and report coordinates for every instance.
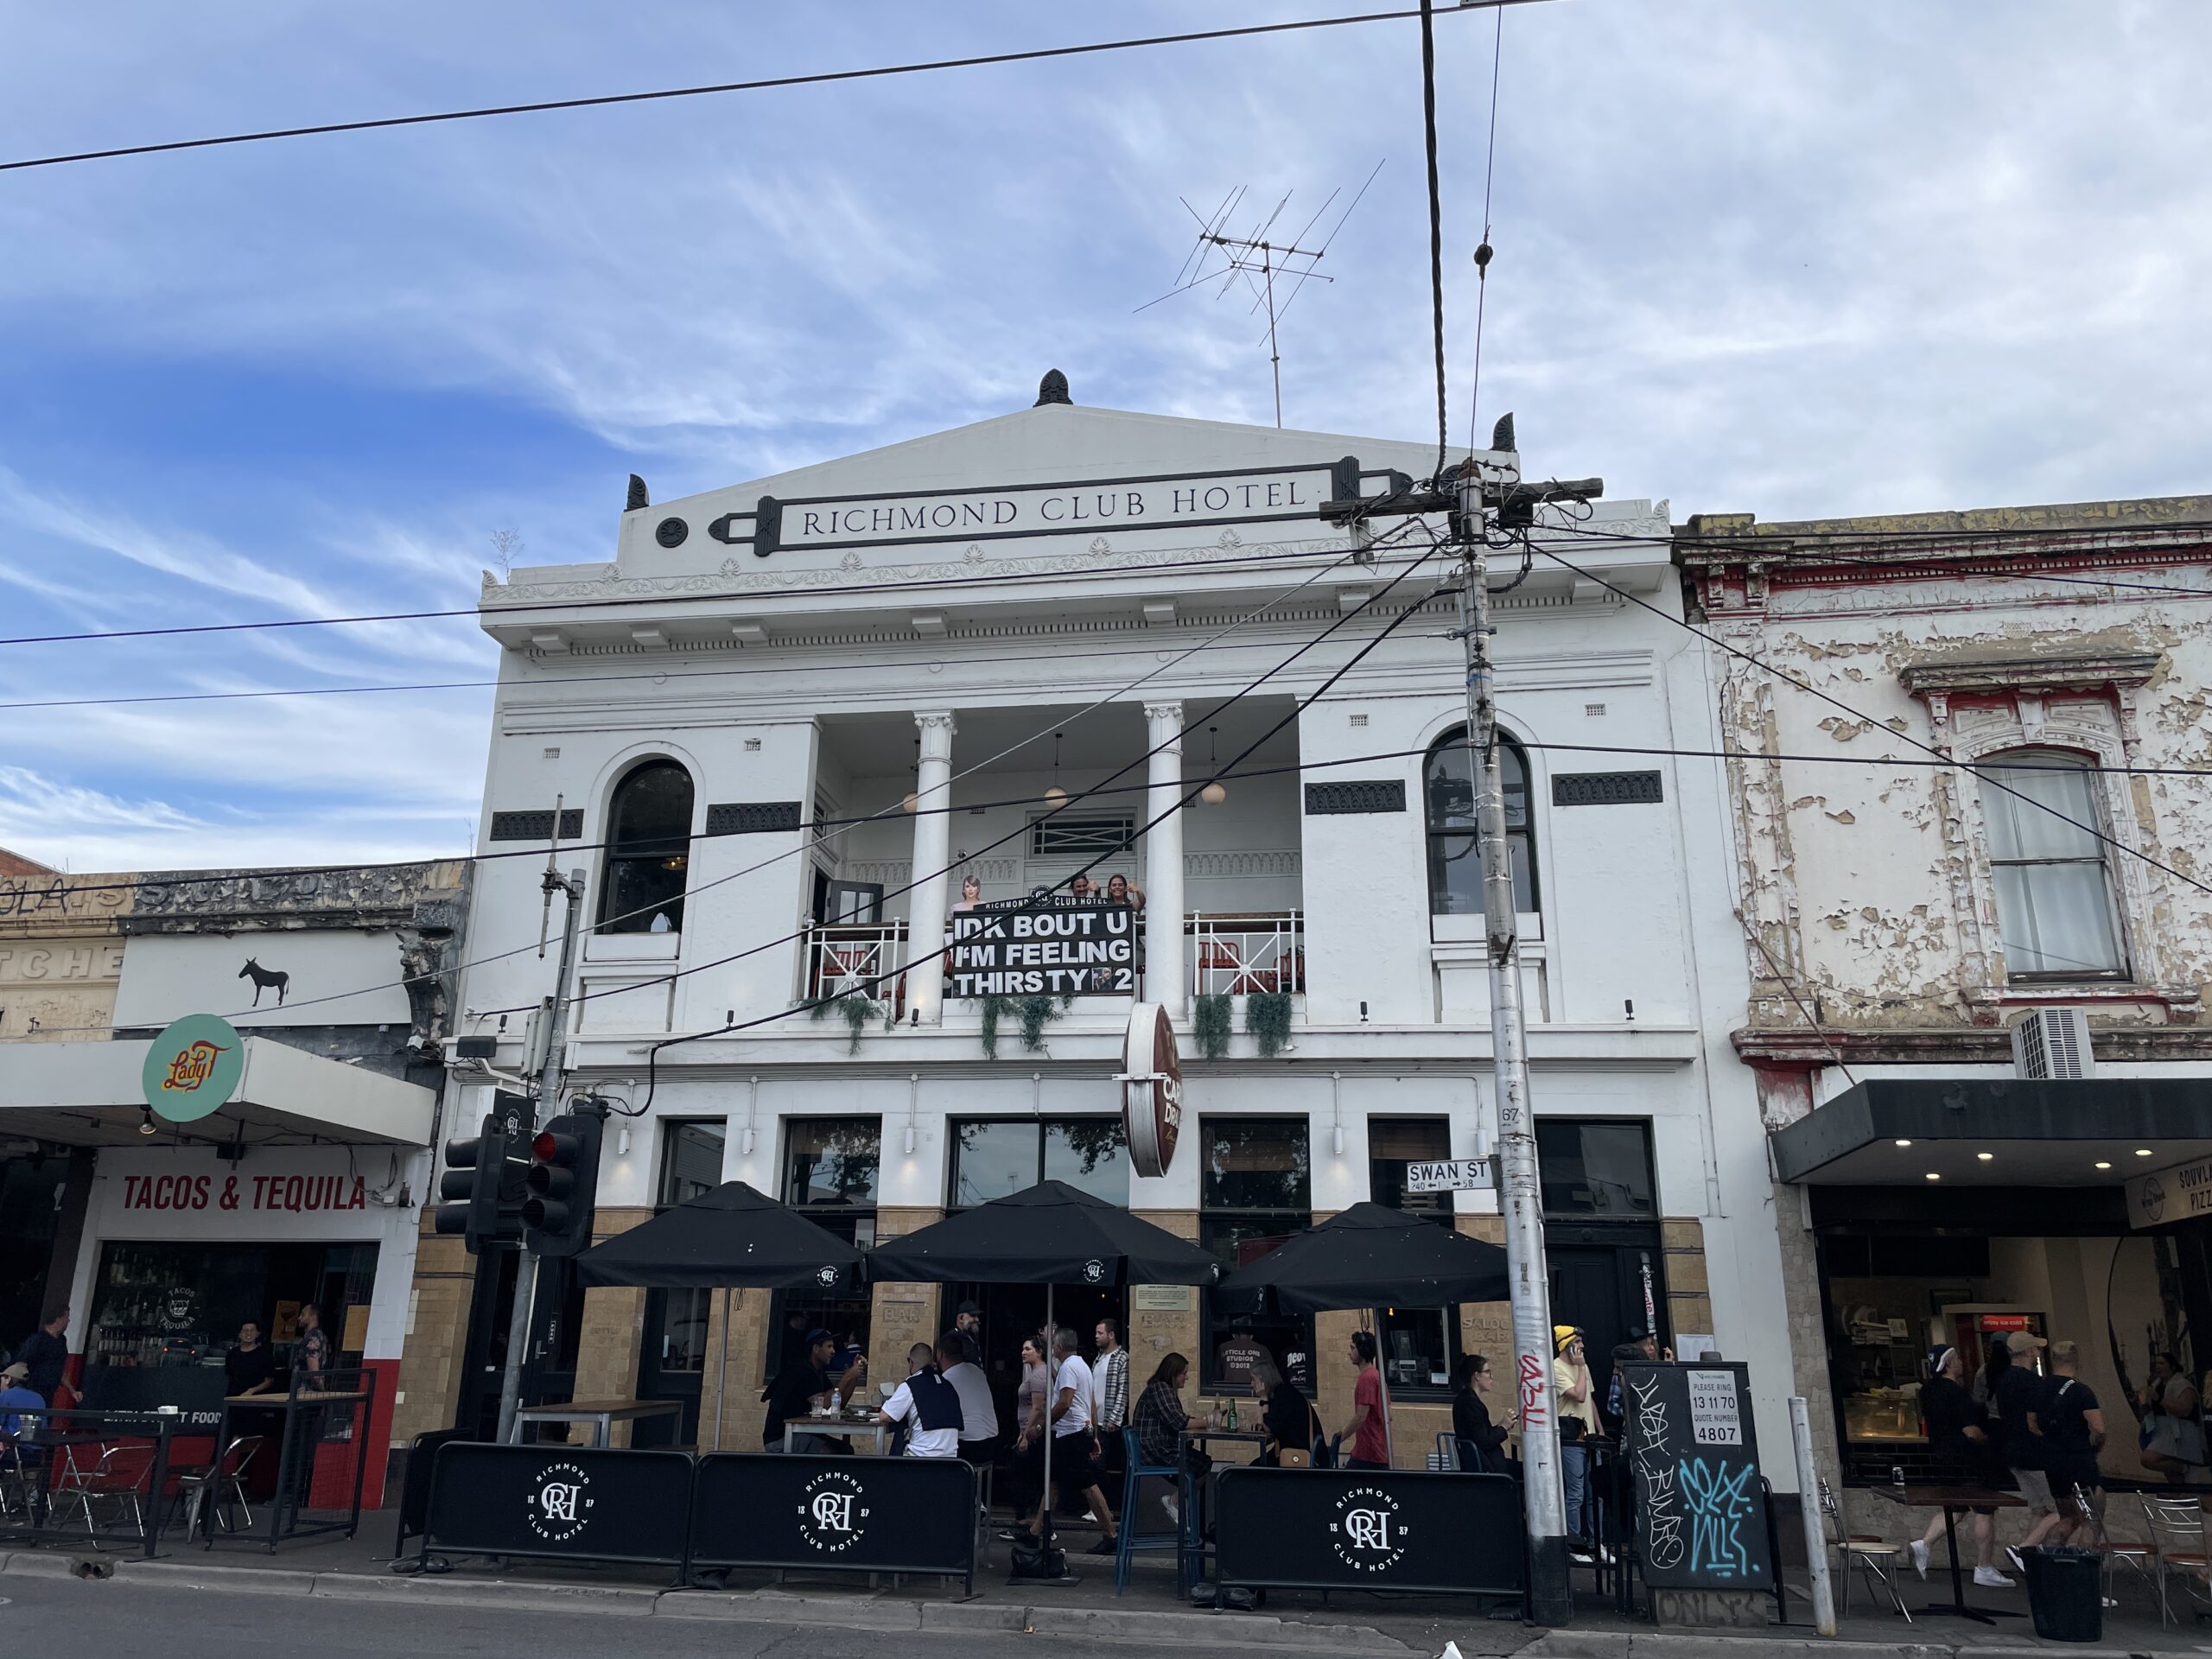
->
[936,1332,1000,1458]
[1031,1326,1118,1555]
[878,1342,963,1458]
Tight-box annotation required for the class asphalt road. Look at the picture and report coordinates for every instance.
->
[0,1575,1404,1659]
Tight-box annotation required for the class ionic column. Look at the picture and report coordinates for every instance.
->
[906,711,957,1024]
[1143,702,1186,1009]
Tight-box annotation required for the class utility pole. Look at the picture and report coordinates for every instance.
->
[495,863,586,1446]
[1322,435,1598,1628]
[1453,462,1567,1624]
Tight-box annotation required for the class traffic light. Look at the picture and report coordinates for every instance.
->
[522,1104,607,1257]
[433,1093,529,1252]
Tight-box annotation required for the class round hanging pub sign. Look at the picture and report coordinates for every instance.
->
[1120,1001,1182,1179]
[142,1014,246,1123]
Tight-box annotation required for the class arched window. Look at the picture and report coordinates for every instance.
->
[599,760,695,934]
[1977,752,2126,978]
[1424,728,1537,918]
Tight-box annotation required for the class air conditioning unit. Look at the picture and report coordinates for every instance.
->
[2012,1007,2095,1080]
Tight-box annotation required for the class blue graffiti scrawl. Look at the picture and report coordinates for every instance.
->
[1678,1457,1758,1580]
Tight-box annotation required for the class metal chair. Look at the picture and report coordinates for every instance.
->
[2138,1491,2212,1628]
[1113,1427,1184,1596]
[1429,1432,1461,1471]
[178,1434,263,1538]
[53,1441,157,1539]
[1819,1478,1911,1622]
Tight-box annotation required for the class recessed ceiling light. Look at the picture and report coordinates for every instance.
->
[1976,1152,1994,1161]
[2094,1161,2113,1171]
[1925,1172,1942,1181]
[2134,1149,2154,1158]
[1894,1139,1913,1148]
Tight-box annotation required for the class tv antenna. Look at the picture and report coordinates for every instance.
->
[1137,162,1383,428]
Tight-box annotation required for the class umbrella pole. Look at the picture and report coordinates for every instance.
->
[713,1287,730,1452]
[1041,1282,1054,1549]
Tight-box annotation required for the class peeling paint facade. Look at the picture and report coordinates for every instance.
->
[1678,495,2212,1533]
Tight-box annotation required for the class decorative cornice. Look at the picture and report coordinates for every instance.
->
[1900,652,2162,699]
[1732,1023,2212,1066]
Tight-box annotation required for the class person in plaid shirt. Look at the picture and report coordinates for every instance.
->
[1093,1318,1130,1495]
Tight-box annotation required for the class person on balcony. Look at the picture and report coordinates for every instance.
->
[1069,874,1096,902]
[1105,873,1145,911]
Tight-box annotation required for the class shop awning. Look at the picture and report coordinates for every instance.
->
[1768,1077,2212,1187]
[0,1037,436,1147]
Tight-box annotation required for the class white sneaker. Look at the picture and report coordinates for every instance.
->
[1161,1495,1179,1523]
[1909,1538,1929,1579]
[2004,1545,2026,1575]
[1974,1567,2016,1589]
[1082,1510,1097,1523]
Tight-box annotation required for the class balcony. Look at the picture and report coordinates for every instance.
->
[803,920,907,1003]
[1187,911,1305,996]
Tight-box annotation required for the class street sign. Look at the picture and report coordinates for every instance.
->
[1404,1157,1495,1195]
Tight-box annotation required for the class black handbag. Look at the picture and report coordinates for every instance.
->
[1009,1541,1068,1580]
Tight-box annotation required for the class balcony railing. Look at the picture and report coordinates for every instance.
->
[1186,911,1305,996]
[804,921,907,1002]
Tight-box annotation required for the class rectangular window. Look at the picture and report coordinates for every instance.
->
[1369,1118,1459,1395]
[1029,816,1135,857]
[950,1118,1127,1207]
[1200,1117,1313,1393]
[785,1117,881,1208]
[769,1119,881,1382]
[1979,757,2126,978]
[1536,1120,1656,1218]
[657,1120,726,1207]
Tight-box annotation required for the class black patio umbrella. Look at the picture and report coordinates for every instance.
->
[1217,1200,1510,1312]
[1220,1202,1510,1463]
[868,1180,1220,1563]
[575,1181,867,1447]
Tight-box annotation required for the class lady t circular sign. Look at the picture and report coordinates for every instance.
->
[1119,1001,1183,1179]
[141,1014,246,1124]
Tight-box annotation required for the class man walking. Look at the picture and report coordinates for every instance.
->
[17,1306,68,1404]
[1093,1318,1130,1492]
[953,1300,984,1367]
[1029,1327,1118,1556]
[1996,1330,2063,1570]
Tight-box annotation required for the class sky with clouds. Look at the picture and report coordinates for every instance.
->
[3,1,2206,873]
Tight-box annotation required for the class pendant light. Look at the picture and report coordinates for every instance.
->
[138,1104,158,1136]
[1043,732,1069,806]
[1199,725,1227,805]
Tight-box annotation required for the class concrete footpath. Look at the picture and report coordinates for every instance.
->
[0,1535,2192,1658]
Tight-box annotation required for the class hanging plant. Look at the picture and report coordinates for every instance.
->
[979,993,1017,1060]
[1018,994,1063,1052]
[810,991,885,1055]
[1192,992,1233,1061]
[1245,990,1294,1059]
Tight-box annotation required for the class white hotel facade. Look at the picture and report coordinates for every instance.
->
[407,375,1791,1472]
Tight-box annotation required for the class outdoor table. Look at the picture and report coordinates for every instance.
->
[1866,1484,2025,1624]
[1179,1427,1271,1594]
[510,1398,681,1449]
[785,1415,890,1455]
[207,1381,376,1554]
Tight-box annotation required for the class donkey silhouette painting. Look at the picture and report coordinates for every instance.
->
[238,957,289,1007]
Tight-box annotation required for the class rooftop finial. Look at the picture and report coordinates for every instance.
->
[626,474,649,512]
[1034,369,1071,407]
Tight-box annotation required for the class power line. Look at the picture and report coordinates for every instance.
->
[0,3,1542,175]
[0,542,1397,650]
[0,588,1458,714]
[24,532,1429,1031]
[1417,0,1450,480]
[23,728,2212,907]
[1463,2,1503,455]
[1529,540,2212,906]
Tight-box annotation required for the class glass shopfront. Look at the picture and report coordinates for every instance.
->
[80,1237,378,1419]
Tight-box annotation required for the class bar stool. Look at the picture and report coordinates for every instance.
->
[1114,1427,1183,1596]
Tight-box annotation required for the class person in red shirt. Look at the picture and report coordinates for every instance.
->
[1340,1330,1390,1469]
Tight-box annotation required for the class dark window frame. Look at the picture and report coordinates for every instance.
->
[765,1116,881,1384]
[1367,1117,1463,1400]
[1424,727,1540,919]
[947,1116,1128,1210]
[597,758,696,935]
[1199,1116,1315,1395]
[656,1119,727,1208]
[1535,1117,1659,1220]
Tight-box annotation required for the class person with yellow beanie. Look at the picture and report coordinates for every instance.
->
[1554,1326,1601,1559]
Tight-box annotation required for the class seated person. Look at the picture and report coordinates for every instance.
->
[0,1361,43,1440]
[760,1327,866,1453]
[879,1342,964,1458]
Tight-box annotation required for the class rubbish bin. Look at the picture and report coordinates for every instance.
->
[2021,1545,2103,1643]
